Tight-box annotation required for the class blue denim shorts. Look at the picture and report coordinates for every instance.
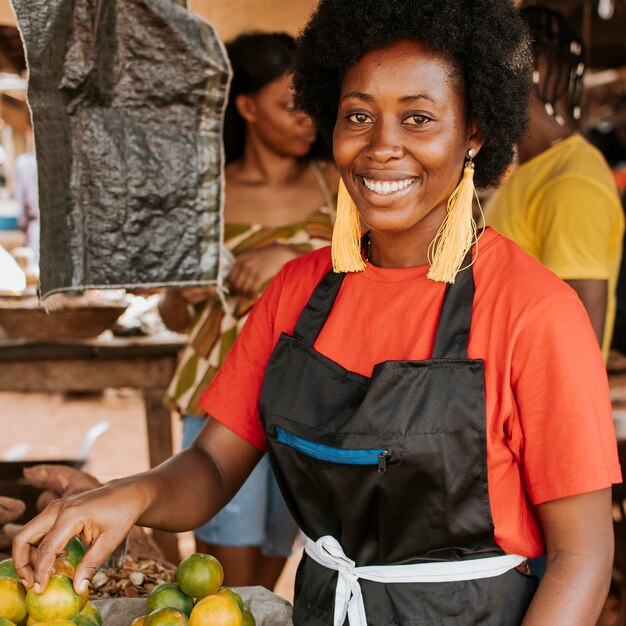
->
[182,414,299,557]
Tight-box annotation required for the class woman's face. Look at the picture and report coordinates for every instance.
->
[333,40,481,235]
[242,73,318,157]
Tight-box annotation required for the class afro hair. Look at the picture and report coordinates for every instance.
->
[293,0,532,188]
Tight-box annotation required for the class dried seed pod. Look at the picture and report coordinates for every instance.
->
[92,571,108,589]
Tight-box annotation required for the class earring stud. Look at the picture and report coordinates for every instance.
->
[467,148,476,159]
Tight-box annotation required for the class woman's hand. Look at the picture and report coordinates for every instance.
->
[13,421,262,596]
[12,478,149,595]
[158,287,216,333]
[228,245,299,298]
[521,488,613,625]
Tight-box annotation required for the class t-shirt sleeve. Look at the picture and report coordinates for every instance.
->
[199,270,286,452]
[532,175,621,280]
[511,291,622,505]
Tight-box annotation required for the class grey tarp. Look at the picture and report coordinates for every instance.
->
[11,0,230,299]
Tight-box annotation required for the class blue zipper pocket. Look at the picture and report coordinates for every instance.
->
[271,425,389,474]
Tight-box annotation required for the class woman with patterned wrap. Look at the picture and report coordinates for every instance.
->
[158,32,337,589]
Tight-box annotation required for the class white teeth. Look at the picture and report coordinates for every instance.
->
[362,177,415,195]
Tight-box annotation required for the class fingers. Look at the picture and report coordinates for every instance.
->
[229,258,260,297]
[73,534,120,594]
[13,501,65,590]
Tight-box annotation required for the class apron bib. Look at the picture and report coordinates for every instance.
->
[259,255,537,625]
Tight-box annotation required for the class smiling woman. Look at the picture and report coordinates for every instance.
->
[12,2,621,626]
[333,41,480,265]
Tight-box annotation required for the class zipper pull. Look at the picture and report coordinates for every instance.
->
[378,450,388,475]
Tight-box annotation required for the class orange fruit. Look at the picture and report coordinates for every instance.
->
[176,554,223,599]
[0,617,17,626]
[26,615,38,625]
[63,538,85,570]
[147,584,193,616]
[26,574,81,622]
[130,617,146,626]
[241,609,256,626]
[37,621,77,625]
[144,607,189,626]
[189,594,242,626]
[0,576,27,624]
[216,589,244,612]
[80,600,102,626]
[0,560,18,581]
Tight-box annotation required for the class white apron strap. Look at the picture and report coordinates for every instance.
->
[305,535,527,626]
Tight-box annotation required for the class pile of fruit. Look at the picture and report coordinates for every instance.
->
[0,539,256,626]
[131,552,255,626]
[0,536,102,625]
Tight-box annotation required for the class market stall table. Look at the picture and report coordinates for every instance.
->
[0,334,186,562]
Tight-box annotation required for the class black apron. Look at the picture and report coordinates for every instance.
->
[259,256,537,625]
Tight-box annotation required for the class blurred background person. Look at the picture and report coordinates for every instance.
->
[485,4,624,361]
[588,95,626,357]
[13,129,39,265]
[159,31,338,589]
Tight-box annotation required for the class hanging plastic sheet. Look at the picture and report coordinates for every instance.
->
[11,0,230,300]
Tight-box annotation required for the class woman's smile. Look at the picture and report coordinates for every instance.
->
[358,174,419,202]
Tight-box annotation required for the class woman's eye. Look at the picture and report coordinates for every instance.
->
[404,114,430,126]
[347,112,372,124]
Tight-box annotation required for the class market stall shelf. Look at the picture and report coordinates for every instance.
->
[0,335,185,562]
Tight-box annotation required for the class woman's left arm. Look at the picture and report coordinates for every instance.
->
[522,488,613,625]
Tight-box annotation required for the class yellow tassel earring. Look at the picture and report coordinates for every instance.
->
[332,178,366,273]
[427,148,479,284]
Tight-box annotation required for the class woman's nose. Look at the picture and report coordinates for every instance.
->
[367,121,403,162]
[295,111,316,130]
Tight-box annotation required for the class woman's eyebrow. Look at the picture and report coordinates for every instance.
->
[340,91,374,102]
[398,94,437,104]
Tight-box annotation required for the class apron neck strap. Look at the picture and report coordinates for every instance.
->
[293,267,346,346]
[293,237,475,358]
[292,234,369,346]
[431,249,475,360]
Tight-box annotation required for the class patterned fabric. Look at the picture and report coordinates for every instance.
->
[165,162,335,417]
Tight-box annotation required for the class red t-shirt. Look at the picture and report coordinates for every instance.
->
[200,228,621,558]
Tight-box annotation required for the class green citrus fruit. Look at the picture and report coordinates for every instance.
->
[241,609,256,626]
[216,589,243,613]
[144,607,189,626]
[79,600,101,626]
[0,560,19,581]
[147,584,193,616]
[130,617,146,626]
[26,574,81,622]
[37,620,77,625]
[0,616,17,626]
[75,616,98,626]
[176,554,223,599]
[189,594,242,626]
[63,538,85,570]
[0,576,27,624]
